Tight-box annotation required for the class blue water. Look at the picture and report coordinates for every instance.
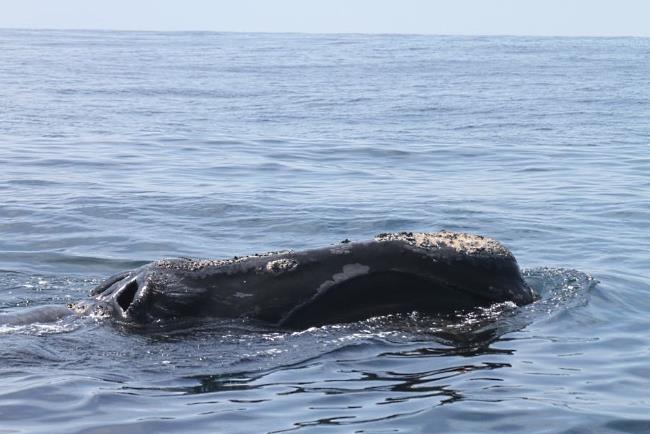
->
[1,29,649,433]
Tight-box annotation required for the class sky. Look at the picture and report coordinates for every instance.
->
[1,0,649,37]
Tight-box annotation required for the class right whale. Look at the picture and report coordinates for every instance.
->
[89,231,538,329]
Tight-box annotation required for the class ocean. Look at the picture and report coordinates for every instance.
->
[1,29,649,433]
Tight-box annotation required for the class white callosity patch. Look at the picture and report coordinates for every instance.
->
[316,263,371,294]
[265,258,299,275]
[374,231,512,257]
[154,250,294,272]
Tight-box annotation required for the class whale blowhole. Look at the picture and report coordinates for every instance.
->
[116,280,138,312]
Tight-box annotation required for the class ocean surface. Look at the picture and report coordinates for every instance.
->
[1,29,649,433]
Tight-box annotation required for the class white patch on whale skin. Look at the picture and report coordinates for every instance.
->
[265,258,299,275]
[234,292,253,298]
[316,263,370,294]
[374,231,512,257]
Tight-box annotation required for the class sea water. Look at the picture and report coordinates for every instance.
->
[1,30,649,433]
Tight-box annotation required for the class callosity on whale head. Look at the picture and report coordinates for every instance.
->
[90,231,537,329]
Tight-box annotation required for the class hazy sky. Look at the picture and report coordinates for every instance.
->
[1,0,649,37]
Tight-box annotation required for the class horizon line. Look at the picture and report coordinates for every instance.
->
[2,26,649,39]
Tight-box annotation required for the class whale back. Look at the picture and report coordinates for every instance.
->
[90,232,537,329]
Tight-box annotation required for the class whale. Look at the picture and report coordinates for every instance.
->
[82,231,537,329]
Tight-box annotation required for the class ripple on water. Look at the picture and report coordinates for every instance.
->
[2,30,650,433]
[1,267,604,433]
